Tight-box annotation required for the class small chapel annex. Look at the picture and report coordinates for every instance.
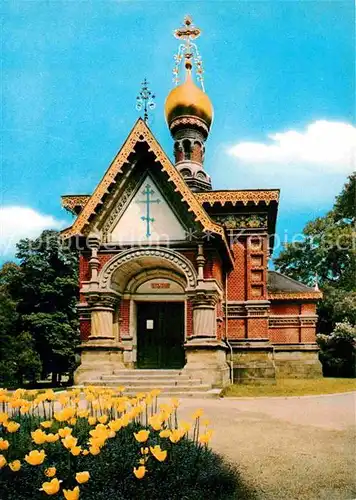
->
[61,17,322,389]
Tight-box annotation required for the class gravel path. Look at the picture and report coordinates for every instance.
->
[174,393,356,500]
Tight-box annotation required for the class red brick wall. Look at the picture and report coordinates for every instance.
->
[98,253,117,272]
[247,318,269,338]
[204,251,223,287]
[270,303,300,315]
[301,328,316,342]
[227,240,246,300]
[79,254,90,283]
[80,320,91,342]
[246,235,268,300]
[186,300,193,338]
[301,303,316,314]
[178,250,197,271]
[269,328,300,343]
[228,319,246,339]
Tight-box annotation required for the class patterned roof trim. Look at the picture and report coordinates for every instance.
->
[60,119,233,263]
[62,195,90,215]
[268,292,323,301]
[196,190,280,206]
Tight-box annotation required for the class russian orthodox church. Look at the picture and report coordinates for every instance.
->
[61,17,322,390]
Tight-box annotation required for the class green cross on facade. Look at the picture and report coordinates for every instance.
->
[137,184,161,237]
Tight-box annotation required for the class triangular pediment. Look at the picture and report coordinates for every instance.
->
[108,173,186,243]
[61,119,233,263]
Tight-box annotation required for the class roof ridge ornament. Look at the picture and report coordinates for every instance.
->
[173,15,205,90]
[136,78,156,123]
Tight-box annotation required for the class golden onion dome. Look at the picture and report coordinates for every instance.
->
[165,65,213,130]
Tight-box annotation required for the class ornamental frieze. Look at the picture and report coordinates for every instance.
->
[212,214,268,230]
[196,190,280,206]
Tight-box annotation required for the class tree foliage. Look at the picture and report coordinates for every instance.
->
[317,322,356,377]
[275,173,356,334]
[0,230,79,386]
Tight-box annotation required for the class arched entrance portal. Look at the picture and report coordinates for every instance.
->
[133,276,185,369]
[98,248,197,370]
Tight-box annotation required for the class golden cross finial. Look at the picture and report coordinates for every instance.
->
[172,16,205,90]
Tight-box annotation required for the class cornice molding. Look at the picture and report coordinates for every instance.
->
[268,291,322,300]
[61,195,91,215]
[196,190,280,206]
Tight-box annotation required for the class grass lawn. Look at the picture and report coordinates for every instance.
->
[222,378,356,397]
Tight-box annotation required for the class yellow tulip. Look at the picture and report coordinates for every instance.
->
[150,389,161,397]
[192,408,204,420]
[58,427,72,438]
[0,455,7,468]
[45,467,57,477]
[0,412,9,424]
[140,447,149,455]
[77,409,89,418]
[46,433,59,443]
[9,460,21,472]
[148,416,162,431]
[20,405,30,415]
[40,421,53,429]
[0,438,9,451]
[70,446,82,456]
[63,486,80,500]
[171,398,180,408]
[108,419,122,432]
[75,471,90,484]
[25,449,46,466]
[62,435,78,449]
[6,421,20,433]
[180,421,192,433]
[89,446,100,456]
[150,445,167,462]
[82,449,89,456]
[40,478,62,495]
[169,429,183,444]
[159,429,171,438]
[98,415,108,424]
[69,418,77,426]
[133,465,146,479]
[134,430,150,443]
[32,429,47,445]
[88,416,96,426]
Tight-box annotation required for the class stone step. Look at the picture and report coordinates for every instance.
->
[100,375,202,384]
[112,369,182,376]
[83,381,211,392]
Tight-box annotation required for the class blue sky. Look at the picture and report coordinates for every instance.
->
[1,0,355,261]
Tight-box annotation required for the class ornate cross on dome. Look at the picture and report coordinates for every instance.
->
[172,16,205,90]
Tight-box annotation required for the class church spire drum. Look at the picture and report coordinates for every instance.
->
[165,16,213,192]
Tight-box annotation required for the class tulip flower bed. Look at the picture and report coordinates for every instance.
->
[0,387,242,500]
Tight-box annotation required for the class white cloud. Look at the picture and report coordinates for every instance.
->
[228,121,356,174]
[0,206,64,259]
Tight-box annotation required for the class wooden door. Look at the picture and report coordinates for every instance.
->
[137,302,185,369]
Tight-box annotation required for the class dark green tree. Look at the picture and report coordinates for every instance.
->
[0,263,41,386]
[14,230,80,384]
[275,173,356,334]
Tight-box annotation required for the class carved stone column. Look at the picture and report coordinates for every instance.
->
[75,291,125,384]
[88,294,117,341]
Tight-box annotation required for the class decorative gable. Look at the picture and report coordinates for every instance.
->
[109,174,186,243]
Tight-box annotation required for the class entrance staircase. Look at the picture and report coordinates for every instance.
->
[83,369,222,398]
